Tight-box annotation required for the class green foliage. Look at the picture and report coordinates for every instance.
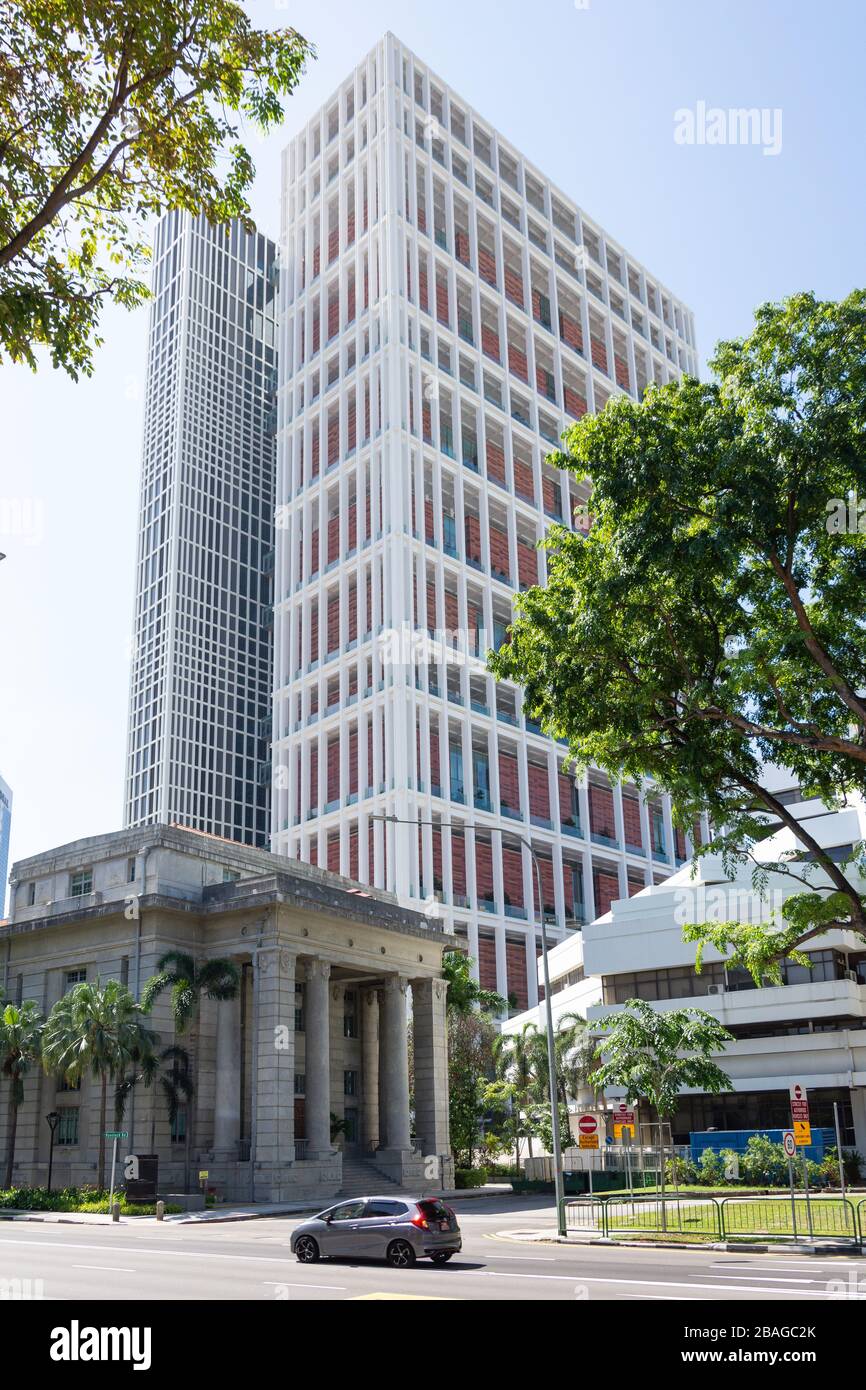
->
[490,290,866,981]
[441,950,505,1016]
[0,1,313,376]
[448,1010,497,1169]
[454,1167,488,1189]
[42,978,155,1188]
[1,1000,45,1186]
[0,1185,181,1214]
[593,999,734,1120]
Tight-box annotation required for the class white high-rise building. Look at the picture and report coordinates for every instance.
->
[272,34,703,1011]
[124,212,278,848]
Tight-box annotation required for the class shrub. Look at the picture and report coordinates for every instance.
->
[739,1135,788,1187]
[0,1187,181,1215]
[455,1167,488,1189]
[665,1154,697,1185]
[697,1147,726,1185]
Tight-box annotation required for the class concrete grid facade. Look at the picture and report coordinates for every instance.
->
[124,212,277,848]
[271,34,705,1013]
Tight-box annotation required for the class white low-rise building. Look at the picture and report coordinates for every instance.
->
[503,787,866,1156]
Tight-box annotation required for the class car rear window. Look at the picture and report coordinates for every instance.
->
[417,1200,451,1220]
[365,1200,409,1216]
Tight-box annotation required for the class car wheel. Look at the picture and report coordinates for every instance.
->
[295,1236,320,1263]
[430,1252,454,1264]
[386,1239,417,1269]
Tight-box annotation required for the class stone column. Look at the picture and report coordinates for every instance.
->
[213,990,242,1154]
[329,981,347,1136]
[361,987,379,1152]
[377,974,411,1153]
[412,977,450,1167]
[252,945,295,1189]
[304,959,333,1158]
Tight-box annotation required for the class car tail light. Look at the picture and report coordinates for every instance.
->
[411,1208,429,1229]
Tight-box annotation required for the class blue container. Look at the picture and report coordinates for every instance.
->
[689,1127,833,1166]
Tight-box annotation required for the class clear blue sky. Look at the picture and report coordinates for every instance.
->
[1,0,863,879]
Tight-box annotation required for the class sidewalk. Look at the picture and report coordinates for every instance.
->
[0,1182,515,1227]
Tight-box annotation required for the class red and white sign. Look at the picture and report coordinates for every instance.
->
[612,1103,635,1126]
[789,1083,810,1123]
[578,1114,599,1136]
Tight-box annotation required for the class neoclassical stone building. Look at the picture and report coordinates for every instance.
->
[2,826,452,1201]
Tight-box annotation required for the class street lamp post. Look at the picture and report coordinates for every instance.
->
[373,812,567,1235]
[45,1111,60,1193]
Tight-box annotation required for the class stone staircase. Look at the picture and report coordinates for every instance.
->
[337,1155,416,1198]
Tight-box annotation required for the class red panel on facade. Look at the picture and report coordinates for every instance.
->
[478,248,497,287]
[486,440,506,483]
[622,795,642,848]
[589,785,616,840]
[499,751,520,816]
[516,541,538,589]
[502,846,524,909]
[489,525,510,581]
[477,936,498,992]
[508,345,529,383]
[513,459,535,503]
[506,940,528,1011]
[481,325,500,361]
[527,763,550,821]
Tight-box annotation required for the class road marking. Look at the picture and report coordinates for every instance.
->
[0,1237,303,1267]
[351,1293,456,1300]
[703,1273,820,1284]
[262,1280,347,1291]
[479,1271,833,1297]
[73,1264,137,1273]
[482,1254,556,1262]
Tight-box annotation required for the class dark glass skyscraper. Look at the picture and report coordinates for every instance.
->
[124,212,277,846]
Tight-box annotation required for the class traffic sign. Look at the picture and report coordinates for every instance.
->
[612,1103,635,1139]
[793,1121,811,1146]
[578,1114,599,1135]
[104,1130,128,1140]
[578,1134,599,1150]
[782,1130,797,1159]
[198,1170,209,1181]
[789,1082,810,1123]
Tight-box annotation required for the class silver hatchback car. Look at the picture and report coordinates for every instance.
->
[291,1196,462,1268]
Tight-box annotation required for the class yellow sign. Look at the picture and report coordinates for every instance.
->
[614,1123,635,1139]
[198,1169,209,1180]
[793,1122,811,1147]
[579,1134,599,1150]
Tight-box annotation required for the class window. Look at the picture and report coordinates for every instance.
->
[126,857,137,883]
[294,983,305,1032]
[294,1073,306,1095]
[171,1109,186,1144]
[58,1076,81,1094]
[324,1200,365,1221]
[56,1110,79,1146]
[364,1199,408,1217]
[65,969,86,988]
[344,1069,358,1096]
[70,870,92,898]
[26,882,36,906]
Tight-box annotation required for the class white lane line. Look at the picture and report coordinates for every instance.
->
[73,1264,137,1274]
[482,1254,556,1262]
[262,1280,347,1291]
[480,1271,833,1297]
[702,1273,819,1284]
[0,1237,305,1267]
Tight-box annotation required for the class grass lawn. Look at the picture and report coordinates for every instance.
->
[566,1192,864,1242]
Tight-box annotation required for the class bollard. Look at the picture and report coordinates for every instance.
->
[111,1201,120,1223]
[156,1200,165,1223]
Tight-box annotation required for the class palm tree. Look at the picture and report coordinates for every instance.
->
[441,949,505,1016]
[42,980,155,1189]
[141,953,239,1191]
[492,1022,540,1166]
[1,1000,44,1188]
[114,1044,194,1151]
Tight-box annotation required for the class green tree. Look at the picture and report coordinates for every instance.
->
[491,290,866,983]
[114,1043,194,1150]
[448,1010,498,1170]
[0,1,313,377]
[0,1000,44,1188]
[593,999,733,1217]
[42,980,155,1188]
[141,952,239,1190]
[441,949,505,1016]
[491,1022,541,1166]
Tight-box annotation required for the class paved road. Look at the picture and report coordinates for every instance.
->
[0,1196,860,1301]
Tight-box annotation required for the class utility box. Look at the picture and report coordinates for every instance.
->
[125,1153,159,1203]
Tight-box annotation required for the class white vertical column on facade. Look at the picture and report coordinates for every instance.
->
[613,783,628,899]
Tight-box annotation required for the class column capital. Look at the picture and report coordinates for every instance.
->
[411,976,447,1006]
[304,957,331,982]
[381,972,408,996]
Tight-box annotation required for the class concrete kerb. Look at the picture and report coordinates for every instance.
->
[0,1182,515,1227]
